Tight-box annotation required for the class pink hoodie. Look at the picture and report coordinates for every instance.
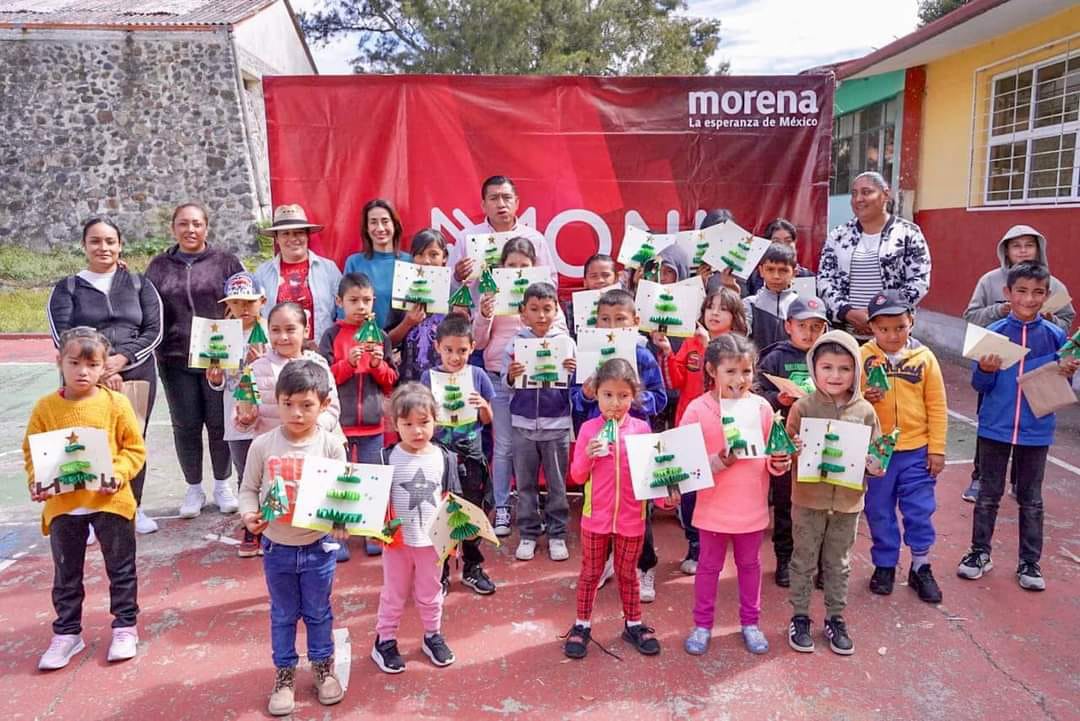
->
[571,414,651,536]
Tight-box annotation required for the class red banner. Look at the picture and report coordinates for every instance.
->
[265,74,834,287]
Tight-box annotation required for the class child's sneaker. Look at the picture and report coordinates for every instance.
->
[371,636,405,674]
[788,615,814,653]
[597,555,615,588]
[267,666,295,716]
[622,623,660,655]
[549,538,569,561]
[38,634,85,670]
[1017,561,1046,591]
[639,568,657,603]
[961,479,980,502]
[679,556,698,575]
[134,508,158,534]
[516,538,536,561]
[311,657,344,706]
[908,564,943,603]
[238,529,260,558]
[957,549,993,579]
[422,633,455,667]
[364,539,382,556]
[562,623,591,659]
[684,626,710,655]
[213,478,239,513]
[823,615,854,655]
[179,484,206,519]
[336,542,351,563]
[441,575,451,598]
[462,565,496,595]
[493,506,512,537]
[107,627,138,662]
[741,625,769,654]
[869,566,895,595]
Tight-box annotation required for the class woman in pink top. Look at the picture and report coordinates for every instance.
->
[682,335,791,657]
[563,359,659,660]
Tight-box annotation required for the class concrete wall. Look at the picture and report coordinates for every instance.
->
[0,28,260,251]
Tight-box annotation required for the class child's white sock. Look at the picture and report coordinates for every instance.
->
[912,554,929,571]
[425,631,440,639]
[626,620,642,628]
[576,619,591,628]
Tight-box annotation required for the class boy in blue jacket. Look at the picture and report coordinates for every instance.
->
[957,262,1078,591]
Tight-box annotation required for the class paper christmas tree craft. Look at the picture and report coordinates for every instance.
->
[722,415,749,455]
[57,432,96,488]
[199,323,231,367]
[448,284,475,310]
[260,473,290,522]
[381,517,403,538]
[510,271,532,311]
[649,440,690,491]
[482,236,502,268]
[819,429,846,476]
[1060,329,1080,359]
[788,370,816,395]
[403,267,436,308]
[765,413,797,456]
[233,366,261,405]
[649,289,682,333]
[447,496,481,541]
[247,322,269,346]
[719,238,753,273]
[355,317,382,345]
[599,417,618,444]
[530,341,561,386]
[441,382,466,424]
[478,267,499,295]
[631,238,657,266]
[867,363,891,392]
[692,239,710,269]
[312,464,368,527]
[867,428,901,475]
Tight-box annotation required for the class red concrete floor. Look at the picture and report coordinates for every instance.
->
[0,344,1077,720]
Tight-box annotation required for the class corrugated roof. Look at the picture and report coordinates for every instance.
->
[0,0,278,28]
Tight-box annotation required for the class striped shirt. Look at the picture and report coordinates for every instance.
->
[389,445,445,547]
[847,232,884,313]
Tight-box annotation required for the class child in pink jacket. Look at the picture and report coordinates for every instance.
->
[682,334,792,657]
[562,358,659,660]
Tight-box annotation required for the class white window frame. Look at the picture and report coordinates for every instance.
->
[830,95,901,197]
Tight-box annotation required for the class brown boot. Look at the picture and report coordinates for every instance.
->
[268,666,295,716]
[312,657,344,706]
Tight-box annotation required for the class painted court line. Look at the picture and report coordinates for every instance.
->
[203,533,241,546]
[948,409,1080,477]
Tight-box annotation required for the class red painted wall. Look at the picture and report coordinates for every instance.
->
[915,206,1080,323]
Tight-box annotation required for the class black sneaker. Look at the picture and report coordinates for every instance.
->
[788,615,814,653]
[823,615,854,655]
[622,623,661,656]
[908,564,943,603]
[774,559,790,588]
[440,576,450,598]
[422,633,455,667]
[1017,561,1046,591]
[371,636,405,674]
[562,623,591,659]
[869,566,895,595]
[957,549,993,580]
[462,565,496,595]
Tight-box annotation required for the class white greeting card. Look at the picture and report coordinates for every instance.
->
[962,323,1030,370]
[625,423,714,501]
[796,418,872,491]
[292,458,394,539]
[701,221,772,280]
[28,427,117,497]
[636,278,706,338]
[391,261,451,314]
[571,283,621,333]
[188,317,244,370]
[791,275,818,299]
[492,266,552,316]
[464,231,519,281]
[429,369,478,428]
[720,397,767,458]
[424,492,500,564]
[675,223,730,272]
[512,335,574,389]
[1041,289,1072,316]
[576,326,640,380]
[617,226,677,269]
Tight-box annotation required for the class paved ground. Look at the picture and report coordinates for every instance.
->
[1,337,1078,721]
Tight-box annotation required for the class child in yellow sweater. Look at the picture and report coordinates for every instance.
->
[860,291,947,603]
[23,327,146,671]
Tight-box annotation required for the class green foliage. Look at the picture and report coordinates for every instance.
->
[301,0,726,75]
[917,0,969,25]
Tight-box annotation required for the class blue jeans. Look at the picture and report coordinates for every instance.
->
[347,433,384,464]
[864,446,937,568]
[489,370,514,508]
[262,535,337,668]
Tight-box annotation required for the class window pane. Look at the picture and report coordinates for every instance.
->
[840,113,853,137]
[863,129,881,173]
[992,70,1032,135]
[862,103,882,130]
[883,125,896,186]
[1028,133,1077,198]
[1034,60,1067,128]
[834,137,851,194]
[987,141,1026,202]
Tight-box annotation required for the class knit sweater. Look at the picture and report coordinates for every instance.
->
[860,338,948,454]
[23,387,146,534]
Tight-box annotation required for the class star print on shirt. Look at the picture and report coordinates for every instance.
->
[399,468,439,525]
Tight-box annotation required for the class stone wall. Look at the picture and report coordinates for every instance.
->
[0,28,261,252]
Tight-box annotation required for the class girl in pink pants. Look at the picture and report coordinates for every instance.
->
[680,335,792,656]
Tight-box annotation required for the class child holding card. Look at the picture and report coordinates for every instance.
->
[26,327,147,671]
[682,335,791,657]
[785,330,881,656]
[388,229,458,382]
[372,384,463,674]
[504,283,577,562]
[742,243,800,350]
[564,253,619,340]
[238,360,348,715]
[564,358,660,659]
[420,315,498,595]
[744,218,814,296]
[957,262,1077,592]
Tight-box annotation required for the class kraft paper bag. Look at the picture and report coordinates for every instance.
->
[1018,363,1078,418]
[121,380,151,429]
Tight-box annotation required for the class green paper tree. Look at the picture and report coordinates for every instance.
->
[649,440,689,490]
[788,370,815,395]
[722,415,749,455]
[819,429,846,476]
[1060,329,1080,359]
[247,323,269,345]
[260,474,290,521]
[381,517,402,539]
[404,269,435,308]
[867,363,890,392]
[868,428,901,474]
[442,382,466,424]
[355,317,383,345]
[530,342,561,386]
[233,366,261,405]
[478,267,499,295]
[630,240,656,266]
[510,273,531,311]
[447,495,481,541]
[649,290,682,333]
[199,323,231,366]
[692,239,709,269]
[316,464,367,529]
[598,417,618,445]
[585,301,599,327]
[720,239,752,273]
[56,432,95,488]
[448,285,475,310]
[482,236,502,268]
[765,412,797,456]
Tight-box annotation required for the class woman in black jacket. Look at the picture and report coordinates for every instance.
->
[145,203,245,521]
[47,217,163,534]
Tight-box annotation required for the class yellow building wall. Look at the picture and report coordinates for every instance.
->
[918,6,1080,210]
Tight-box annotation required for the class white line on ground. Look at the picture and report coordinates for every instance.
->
[948,409,1080,477]
[0,559,17,573]
[333,627,352,691]
[203,533,241,546]
[945,459,974,465]
[0,362,54,367]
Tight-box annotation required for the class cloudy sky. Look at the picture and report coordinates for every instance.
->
[291,0,921,75]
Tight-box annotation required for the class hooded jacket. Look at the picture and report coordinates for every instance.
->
[319,320,398,436]
[572,414,651,536]
[571,341,667,427]
[743,286,799,350]
[860,338,947,454]
[963,225,1074,332]
[502,325,576,432]
[972,314,1065,446]
[786,330,880,513]
[754,339,813,412]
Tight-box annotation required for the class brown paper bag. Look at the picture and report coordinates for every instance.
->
[121,380,151,429]
[1018,363,1077,418]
